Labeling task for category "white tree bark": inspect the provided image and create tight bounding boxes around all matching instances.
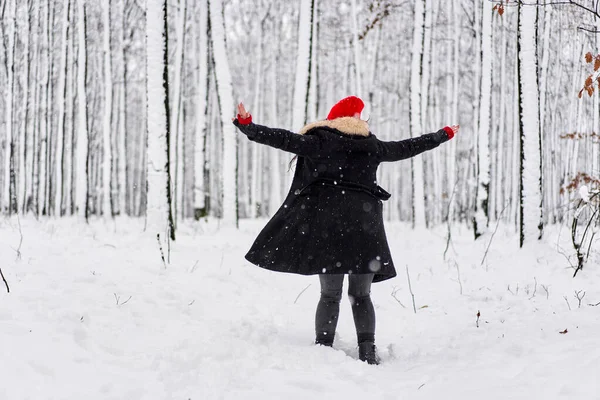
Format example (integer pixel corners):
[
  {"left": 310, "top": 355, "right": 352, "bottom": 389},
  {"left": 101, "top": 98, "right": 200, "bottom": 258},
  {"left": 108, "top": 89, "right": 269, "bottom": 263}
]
[
  {"left": 268, "top": 55, "right": 282, "bottom": 215},
  {"left": 146, "top": 0, "right": 171, "bottom": 235},
  {"left": 18, "top": 0, "right": 30, "bottom": 213},
  {"left": 172, "top": 0, "right": 186, "bottom": 222},
  {"left": 54, "top": 0, "right": 70, "bottom": 215},
  {"left": 350, "top": 0, "right": 362, "bottom": 98},
  {"left": 495, "top": 15, "right": 507, "bottom": 221},
  {"left": 292, "top": 0, "right": 313, "bottom": 129},
  {"left": 518, "top": 2, "right": 543, "bottom": 246},
  {"left": 409, "top": 0, "right": 426, "bottom": 227},
  {"left": 102, "top": 0, "right": 112, "bottom": 217},
  {"left": 307, "top": 0, "right": 319, "bottom": 122},
  {"left": 3, "top": 0, "right": 15, "bottom": 212},
  {"left": 474, "top": 0, "right": 493, "bottom": 237},
  {"left": 209, "top": 0, "right": 237, "bottom": 227},
  {"left": 194, "top": 0, "right": 208, "bottom": 213}
]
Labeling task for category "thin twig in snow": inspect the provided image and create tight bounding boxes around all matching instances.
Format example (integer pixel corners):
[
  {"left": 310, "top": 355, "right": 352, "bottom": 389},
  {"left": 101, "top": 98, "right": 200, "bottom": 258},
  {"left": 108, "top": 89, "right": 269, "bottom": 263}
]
[
  {"left": 529, "top": 277, "right": 538, "bottom": 300},
  {"left": 189, "top": 260, "right": 199, "bottom": 273},
  {"left": 574, "top": 290, "right": 586, "bottom": 308},
  {"left": 588, "top": 301, "right": 600, "bottom": 306},
  {"left": 556, "top": 224, "right": 577, "bottom": 269},
  {"left": 443, "top": 181, "right": 459, "bottom": 261},
  {"left": 564, "top": 296, "right": 572, "bottom": 311},
  {"left": 541, "top": 284, "right": 550, "bottom": 300},
  {"left": 391, "top": 287, "right": 407, "bottom": 308},
  {"left": 406, "top": 265, "right": 416, "bottom": 314},
  {"left": 454, "top": 261, "right": 463, "bottom": 295},
  {"left": 114, "top": 293, "right": 132, "bottom": 306},
  {"left": 481, "top": 203, "right": 509, "bottom": 267},
  {"left": 294, "top": 284, "right": 311, "bottom": 304}
]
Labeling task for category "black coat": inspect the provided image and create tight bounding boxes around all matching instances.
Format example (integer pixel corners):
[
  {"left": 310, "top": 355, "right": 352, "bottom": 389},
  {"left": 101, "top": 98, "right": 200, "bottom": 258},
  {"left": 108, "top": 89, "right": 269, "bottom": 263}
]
[{"left": 233, "top": 117, "right": 449, "bottom": 283}]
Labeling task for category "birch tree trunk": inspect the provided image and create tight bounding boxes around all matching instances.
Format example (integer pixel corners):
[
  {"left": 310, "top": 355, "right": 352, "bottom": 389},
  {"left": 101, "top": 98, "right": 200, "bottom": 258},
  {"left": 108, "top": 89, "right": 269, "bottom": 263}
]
[
  {"left": 409, "top": 0, "right": 426, "bottom": 227},
  {"left": 209, "top": 0, "right": 237, "bottom": 227},
  {"left": 76, "top": 0, "right": 88, "bottom": 218},
  {"left": 3, "top": 0, "right": 15, "bottom": 213},
  {"left": 350, "top": 0, "right": 362, "bottom": 98},
  {"left": 146, "top": 0, "right": 175, "bottom": 240},
  {"left": 474, "top": 0, "right": 492, "bottom": 238},
  {"left": 54, "top": 0, "right": 70, "bottom": 215},
  {"left": 494, "top": 15, "right": 507, "bottom": 221},
  {"left": 102, "top": 0, "right": 113, "bottom": 217},
  {"left": 65, "top": 4, "right": 75, "bottom": 214},
  {"left": 172, "top": 0, "right": 187, "bottom": 223},
  {"left": 306, "top": 0, "right": 319, "bottom": 122},
  {"left": 194, "top": 0, "right": 208, "bottom": 217},
  {"left": 18, "top": 0, "right": 30, "bottom": 213},
  {"left": 292, "top": 0, "right": 314, "bottom": 130},
  {"left": 518, "top": 1, "right": 543, "bottom": 246},
  {"left": 268, "top": 49, "right": 282, "bottom": 215}
]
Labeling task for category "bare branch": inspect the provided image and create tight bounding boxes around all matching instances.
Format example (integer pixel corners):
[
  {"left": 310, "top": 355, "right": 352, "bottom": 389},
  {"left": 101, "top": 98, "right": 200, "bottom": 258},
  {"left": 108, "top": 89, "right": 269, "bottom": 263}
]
[
  {"left": 574, "top": 290, "right": 586, "bottom": 308},
  {"left": 541, "top": 284, "right": 550, "bottom": 299},
  {"left": 481, "top": 203, "right": 509, "bottom": 267},
  {"left": 406, "top": 265, "right": 416, "bottom": 314},
  {"left": 294, "top": 284, "right": 311, "bottom": 304},
  {"left": 529, "top": 277, "right": 538, "bottom": 300},
  {"left": 391, "top": 287, "right": 406, "bottom": 308}
]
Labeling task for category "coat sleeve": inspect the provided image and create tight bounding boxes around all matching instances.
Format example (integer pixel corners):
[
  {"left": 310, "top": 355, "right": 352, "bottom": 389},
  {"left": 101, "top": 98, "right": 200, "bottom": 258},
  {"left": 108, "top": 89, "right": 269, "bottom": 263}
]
[
  {"left": 376, "top": 129, "right": 449, "bottom": 162},
  {"left": 233, "top": 120, "right": 322, "bottom": 156}
]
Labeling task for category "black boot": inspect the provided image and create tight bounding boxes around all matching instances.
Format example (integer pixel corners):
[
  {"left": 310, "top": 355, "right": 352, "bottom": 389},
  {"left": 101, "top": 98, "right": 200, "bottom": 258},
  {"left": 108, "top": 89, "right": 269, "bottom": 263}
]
[
  {"left": 358, "top": 341, "right": 380, "bottom": 365},
  {"left": 315, "top": 336, "right": 334, "bottom": 347}
]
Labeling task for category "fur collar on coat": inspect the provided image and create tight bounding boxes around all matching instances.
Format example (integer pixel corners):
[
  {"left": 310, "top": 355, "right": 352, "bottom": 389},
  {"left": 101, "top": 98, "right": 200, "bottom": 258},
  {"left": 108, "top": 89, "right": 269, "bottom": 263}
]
[{"left": 298, "top": 117, "right": 370, "bottom": 137}]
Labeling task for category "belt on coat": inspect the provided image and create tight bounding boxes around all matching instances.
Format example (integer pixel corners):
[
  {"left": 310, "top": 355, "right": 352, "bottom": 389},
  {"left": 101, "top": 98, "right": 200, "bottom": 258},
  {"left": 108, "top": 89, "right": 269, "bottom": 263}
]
[{"left": 297, "top": 178, "right": 391, "bottom": 201}]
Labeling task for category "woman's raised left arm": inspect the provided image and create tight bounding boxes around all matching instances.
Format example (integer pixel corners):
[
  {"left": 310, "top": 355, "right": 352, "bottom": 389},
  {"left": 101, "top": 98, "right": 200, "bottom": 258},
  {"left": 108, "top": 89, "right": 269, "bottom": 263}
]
[{"left": 377, "top": 125, "right": 459, "bottom": 162}]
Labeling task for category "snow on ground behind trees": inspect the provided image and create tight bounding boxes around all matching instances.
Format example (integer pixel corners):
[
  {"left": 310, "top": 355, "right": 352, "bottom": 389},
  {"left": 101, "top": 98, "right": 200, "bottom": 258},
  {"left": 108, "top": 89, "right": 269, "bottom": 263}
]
[{"left": 0, "top": 218, "right": 598, "bottom": 399}]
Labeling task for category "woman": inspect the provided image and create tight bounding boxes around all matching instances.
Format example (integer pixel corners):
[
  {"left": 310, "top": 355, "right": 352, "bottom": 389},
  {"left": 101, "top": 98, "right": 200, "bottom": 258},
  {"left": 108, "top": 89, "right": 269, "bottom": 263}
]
[{"left": 233, "top": 96, "right": 458, "bottom": 365}]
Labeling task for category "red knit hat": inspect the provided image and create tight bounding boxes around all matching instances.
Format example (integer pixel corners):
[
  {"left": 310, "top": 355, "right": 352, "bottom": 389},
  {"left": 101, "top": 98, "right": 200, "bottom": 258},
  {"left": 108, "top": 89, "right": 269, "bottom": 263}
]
[{"left": 327, "top": 96, "right": 364, "bottom": 120}]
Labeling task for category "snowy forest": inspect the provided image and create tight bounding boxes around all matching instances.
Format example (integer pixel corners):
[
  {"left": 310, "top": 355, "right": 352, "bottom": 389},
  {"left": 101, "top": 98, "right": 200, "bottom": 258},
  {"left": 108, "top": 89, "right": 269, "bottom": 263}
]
[
  {"left": 2, "top": 0, "right": 600, "bottom": 243},
  {"left": 3, "top": 1, "right": 600, "bottom": 397}
]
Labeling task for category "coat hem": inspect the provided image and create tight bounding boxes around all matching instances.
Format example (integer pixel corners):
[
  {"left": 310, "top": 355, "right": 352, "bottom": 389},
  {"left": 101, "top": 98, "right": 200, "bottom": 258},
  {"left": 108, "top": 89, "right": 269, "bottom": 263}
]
[{"left": 245, "top": 254, "right": 396, "bottom": 283}]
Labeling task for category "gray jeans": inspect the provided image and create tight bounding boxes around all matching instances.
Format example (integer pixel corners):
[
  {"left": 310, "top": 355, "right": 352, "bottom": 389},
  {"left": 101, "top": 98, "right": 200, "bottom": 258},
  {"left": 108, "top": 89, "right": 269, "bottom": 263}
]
[{"left": 315, "top": 273, "right": 375, "bottom": 345}]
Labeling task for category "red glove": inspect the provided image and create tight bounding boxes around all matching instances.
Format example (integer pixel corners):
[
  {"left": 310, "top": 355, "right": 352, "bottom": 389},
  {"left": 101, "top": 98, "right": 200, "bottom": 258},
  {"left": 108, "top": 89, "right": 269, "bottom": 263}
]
[
  {"left": 237, "top": 114, "right": 252, "bottom": 125},
  {"left": 443, "top": 126, "right": 455, "bottom": 140}
]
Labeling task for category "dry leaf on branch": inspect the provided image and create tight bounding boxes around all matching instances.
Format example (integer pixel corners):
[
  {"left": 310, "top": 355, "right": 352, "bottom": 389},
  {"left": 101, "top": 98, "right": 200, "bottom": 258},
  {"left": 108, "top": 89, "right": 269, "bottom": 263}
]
[
  {"left": 586, "top": 52, "right": 593, "bottom": 63},
  {"left": 492, "top": 4, "right": 505, "bottom": 16}
]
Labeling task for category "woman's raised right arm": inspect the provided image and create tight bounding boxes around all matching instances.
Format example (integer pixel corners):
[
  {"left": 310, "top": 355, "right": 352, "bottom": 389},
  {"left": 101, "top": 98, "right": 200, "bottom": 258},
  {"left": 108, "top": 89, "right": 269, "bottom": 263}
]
[{"left": 232, "top": 102, "right": 322, "bottom": 156}]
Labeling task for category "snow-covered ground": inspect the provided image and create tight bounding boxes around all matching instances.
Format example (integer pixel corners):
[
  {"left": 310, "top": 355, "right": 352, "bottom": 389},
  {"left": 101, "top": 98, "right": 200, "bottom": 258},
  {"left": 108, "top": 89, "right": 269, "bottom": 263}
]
[{"left": 0, "top": 217, "right": 599, "bottom": 399}]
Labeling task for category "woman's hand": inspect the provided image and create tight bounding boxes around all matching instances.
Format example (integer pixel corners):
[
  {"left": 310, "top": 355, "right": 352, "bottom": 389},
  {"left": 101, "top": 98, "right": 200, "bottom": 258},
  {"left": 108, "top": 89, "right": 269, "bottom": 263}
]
[
  {"left": 443, "top": 124, "right": 459, "bottom": 140},
  {"left": 232, "top": 102, "right": 253, "bottom": 125},
  {"left": 449, "top": 124, "right": 459, "bottom": 136},
  {"left": 238, "top": 102, "right": 250, "bottom": 119}
]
